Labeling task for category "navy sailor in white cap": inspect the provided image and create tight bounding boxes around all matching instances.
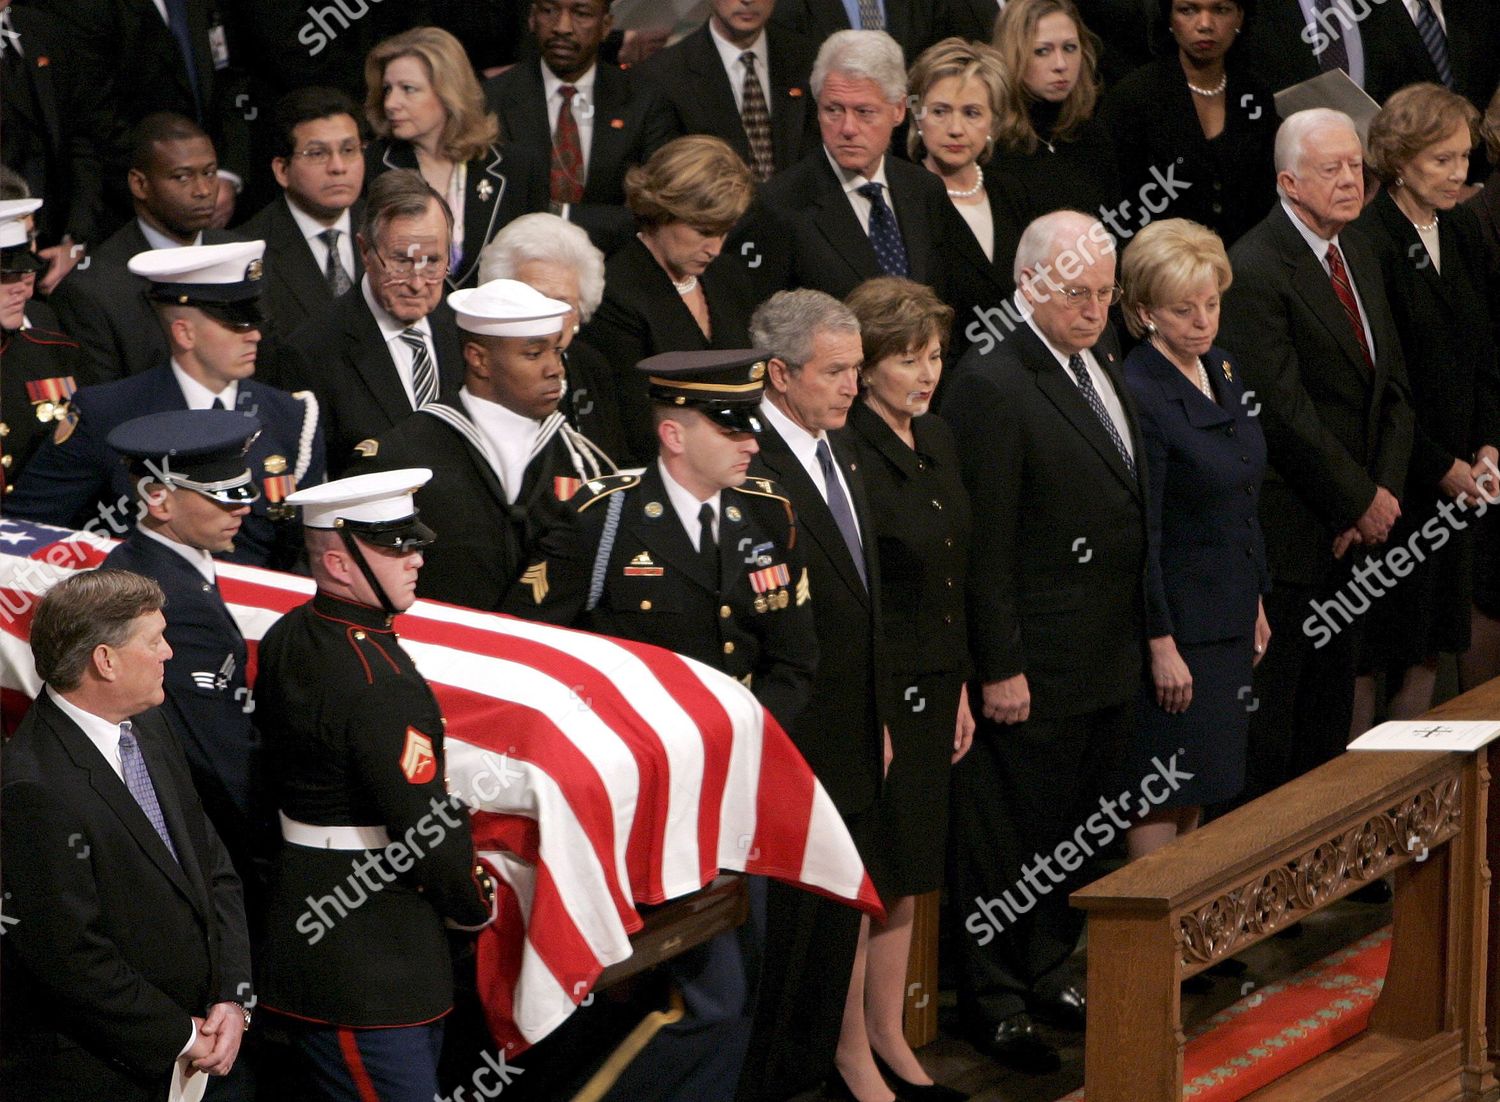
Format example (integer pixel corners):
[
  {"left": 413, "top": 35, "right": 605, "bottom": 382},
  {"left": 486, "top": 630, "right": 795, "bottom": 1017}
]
[
  {"left": 344, "top": 277, "right": 616, "bottom": 611},
  {"left": 254, "top": 469, "right": 496, "bottom": 1102},
  {"left": 6, "top": 239, "right": 327, "bottom": 570}
]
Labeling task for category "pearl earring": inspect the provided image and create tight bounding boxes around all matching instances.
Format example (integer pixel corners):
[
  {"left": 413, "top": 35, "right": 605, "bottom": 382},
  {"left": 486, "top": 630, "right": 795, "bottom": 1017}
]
[
  {"left": 1146, "top": 321, "right": 1157, "bottom": 334},
  {"left": 1395, "top": 176, "right": 1405, "bottom": 188}
]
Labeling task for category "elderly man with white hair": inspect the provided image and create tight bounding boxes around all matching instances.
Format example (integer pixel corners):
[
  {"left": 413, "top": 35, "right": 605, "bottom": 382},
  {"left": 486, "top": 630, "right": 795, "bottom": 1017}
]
[
  {"left": 1219, "top": 108, "right": 1413, "bottom": 802},
  {"left": 942, "top": 208, "right": 1147, "bottom": 1075},
  {"left": 730, "top": 28, "right": 961, "bottom": 304}
]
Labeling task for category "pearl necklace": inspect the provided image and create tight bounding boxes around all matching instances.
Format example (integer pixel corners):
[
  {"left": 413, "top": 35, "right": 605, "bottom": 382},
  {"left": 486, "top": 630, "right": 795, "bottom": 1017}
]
[
  {"left": 1410, "top": 212, "right": 1438, "bottom": 232},
  {"left": 946, "top": 164, "right": 984, "bottom": 199},
  {"left": 672, "top": 274, "right": 699, "bottom": 295},
  {"left": 1193, "top": 358, "right": 1214, "bottom": 400},
  {"left": 1186, "top": 74, "right": 1227, "bottom": 97}
]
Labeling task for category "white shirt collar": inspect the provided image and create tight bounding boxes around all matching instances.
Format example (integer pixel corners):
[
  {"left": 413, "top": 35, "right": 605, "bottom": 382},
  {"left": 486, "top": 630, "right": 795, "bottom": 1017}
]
[
  {"left": 285, "top": 195, "right": 353, "bottom": 245},
  {"left": 825, "top": 146, "right": 889, "bottom": 196},
  {"left": 658, "top": 458, "right": 721, "bottom": 550},
  {"left": 541, "top": 60, "right": 597, "bottom": 101},
  {"left": 360, "top": 273, "right": 432, "bottom": 344},
  {"left": 708, "top": 19, "right": 769, "bottom": 77},
  {"left": 137, "top": 218, "right": 202, "bottom": 252},
  {"left": 1015, "top": 291, "right": 1081, "bottom": 372},
  {"left": 137, "top": 522, "right": 218, "bottom": 584},
  {"left": 171, "top": 359, "right": 238, "bottom": 411},
  {"left": 1281, "top": 199, "right": 1345, "bottom": 257},
  {"left": 460, "top": 386, "right": 543, "bottom": 502},
  {"left": 47, "top": 686, "right": 127, "bottom": 782},
  {"left": 760, "top": 392, "right": 824, "bottom": 456}
]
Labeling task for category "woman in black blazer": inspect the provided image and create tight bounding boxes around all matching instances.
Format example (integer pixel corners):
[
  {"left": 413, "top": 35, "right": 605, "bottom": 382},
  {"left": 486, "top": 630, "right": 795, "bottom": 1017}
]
[
  {"left": 1353, "top": 85, "right": 1500, "bottom": 723},
  {"left": 578, "top": 136, "right": 756, "bottom": 465},
  {"left": 840, "top": 277, "right": 972, "bottom": 1102},
  {"left": 988, "top": 0, "right": 1120, "bottom": 222},
  {"left": 364, "top": 26, "right": 548, "bottom": 290},
  {"left": 1100, "top": 0, "right": 1277, "bottom": 247},
  {"left": 1119, "top": 219, "right": 1270, "bottom": 859}
]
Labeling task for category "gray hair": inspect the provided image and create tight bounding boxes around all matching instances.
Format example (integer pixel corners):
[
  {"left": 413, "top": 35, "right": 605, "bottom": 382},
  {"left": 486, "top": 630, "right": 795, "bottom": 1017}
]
[
  {"left": 810, "top": 30, "right": 907, "bottom": 104},
  {"left": 478, "top": 212, "right": 607, "bottom": 322},
  {"left": 1274, "top": 108, "right": 1359, "bottom": 180},
  {"left": 1012, "top": 209, "right": 1114, "bottom": 285},
  {"left": 749, "top": 289, "right": 861, "bottom": 369}
]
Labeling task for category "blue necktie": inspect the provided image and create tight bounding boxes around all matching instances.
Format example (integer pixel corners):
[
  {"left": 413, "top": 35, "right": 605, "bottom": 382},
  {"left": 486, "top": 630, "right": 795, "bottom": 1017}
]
[
  {"left": 119, "top": 723, "right": 180, "bottom": 863},
  {"left": 815, "top": 438, "right": 866, "bottom": 588},
  {"left": 1411, "top": 0, "right": 1453, "bottom": 87},
  {"left": 857, "top": 182, "right": 909, "bottom": 278},
  {"left": 163, "top": 0, "right": 203, "bottom": 119},
  {"left": 1068, "top": 354, "right": 1135, "bottom": 477}
]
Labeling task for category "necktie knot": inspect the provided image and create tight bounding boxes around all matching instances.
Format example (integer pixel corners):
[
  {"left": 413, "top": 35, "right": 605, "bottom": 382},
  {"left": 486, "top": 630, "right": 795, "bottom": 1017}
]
[
  {"left": 857, "top": 182, "right": 884, "bottom": 203},
  {"left": 559, "top": 84, "right": 578, "bottom": 103},
  {"left": 698, "top": 502, "right": 716, "bottom": 540},
  {"left": 119, "top": 722, "right": 135, "bottom": 750},
  {"left": 400, "top": 328, "right": 440, "bottom": 406},
  {"left": 740, "top": 51, "right": 757, "bottom": 69},
  {"left": 320, "top": 227, "right": 340, "bottom": 247},
  {"left": 319, "top": 228, "right": 353, "bottom": 296},
  {"left": 1068, "top": 352, "right": 1088, "bottom": 383}
]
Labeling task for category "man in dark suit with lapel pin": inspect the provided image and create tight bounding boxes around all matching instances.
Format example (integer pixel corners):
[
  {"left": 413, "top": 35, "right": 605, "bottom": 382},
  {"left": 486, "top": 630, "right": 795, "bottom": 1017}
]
[
  {"left": 735, "top": 289, "right": 892, "bottom": 1102},
  {"left": 943, "top": 210, "right": 1147, "bottom": 1074},
  {"left": 1219, "top": 108, "right": 1414, "bottom": 797},
  {"left": 635, "top": 0, "right": 821, "bottom": 183},
  {"left": 1, "top": 568, "right": 253, "bottom": 1101},
  {"left": 285, "top": 169, "right": 464, "bottom": 474},
  {"left": 7, "top": 239, "right": 326, "bottom": 571},
  {"left": 733, "top": 30, "right": 962, "bottom": 308},
  {"left": 482, "top": 0, "right": 679, "bottom": 256},
  {"left": 348, "top": 278, "right": 616, "bottom": 611},
  {"left": 49, "top": 113, "right": 239, "bottom": 385},
  {"left": 770, "top": 0, "right": 935, "bottom": 65},
  {"left": 240, "top": 87, "right": 366, "bottom": 373}
]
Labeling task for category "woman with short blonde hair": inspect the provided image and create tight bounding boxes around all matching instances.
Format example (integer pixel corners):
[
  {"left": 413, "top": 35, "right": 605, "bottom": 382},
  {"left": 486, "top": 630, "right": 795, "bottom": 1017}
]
[
  {"left": 365, "top": 26, "right": 547, "bottom": 288},
  {"left": 1120, "top": 218, "right": 1232, "bottom": 339}
]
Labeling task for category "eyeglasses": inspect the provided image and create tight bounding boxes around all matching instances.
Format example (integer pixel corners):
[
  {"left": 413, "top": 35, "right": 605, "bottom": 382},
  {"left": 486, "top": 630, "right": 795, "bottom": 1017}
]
[
  {"left": 291, "top": 141, "right": 366, "bottom": 165},
  {"left": 371, "top": 250, "right": 449, "bottom": 284},
  {"left": 1051, "top": 283, "right": 1122, "bottom": 307}
]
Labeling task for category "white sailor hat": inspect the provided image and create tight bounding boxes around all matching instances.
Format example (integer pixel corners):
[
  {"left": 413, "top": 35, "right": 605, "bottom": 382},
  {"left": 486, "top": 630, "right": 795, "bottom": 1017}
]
[
  {"left": 448, "top": 278, "right": 571, "bottom": 338},
  {"left": 128, "top": 240, "right": 267, "bottom": 325},
  {"left": 0, "top": 199, "right": 43, "bottom": 272},
  {"left": 286, "top": 468, "right": 435, "bottom": 549}
]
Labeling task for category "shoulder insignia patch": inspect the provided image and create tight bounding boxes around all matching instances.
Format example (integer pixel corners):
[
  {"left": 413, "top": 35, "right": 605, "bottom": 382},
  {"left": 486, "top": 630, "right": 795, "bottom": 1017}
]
[
  {"left": 52, "top": 409, "right": 79, "bottom": 445},
  {"left": 400, "top": 727, "right": 437, "bottom": 784},
  {"left": 521, "top": 561, "right": 549, "bottom": 604},
  {"left": 795, "top": 567, "right": 811, "bottom": 607},
  {"left": 353, "top": 438, "right": 379, "bottom": 458}
]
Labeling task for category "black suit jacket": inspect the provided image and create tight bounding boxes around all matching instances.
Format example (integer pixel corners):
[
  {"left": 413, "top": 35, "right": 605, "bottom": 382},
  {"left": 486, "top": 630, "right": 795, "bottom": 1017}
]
[
  {"left": 578, "top": 235, "right": 758, "bottom": 464},
  {"left": 769, "top": 0, "right": 935, "bottom": 62},
  {"left": 748, "top": 420, "right": 888, "bottom": 815},
  {"left": 240, "top": 194, "right": 366, "bottom": 343},
  {"left": 285, "top": 285, "right": 464, "bottom": 473},
  {"left": 368, "top": 139, "right": 549, "bottom": 289},
  {"left": 1219, "top": 204, "right": 1414, "bottom": 587},
  {"left": 634, "top": 23, "right": 820, "bottom": 178},
  {"left": 944, "top": 170, "right": 1029, "bottom": 362},
  {"left": 943, "top": 320, "right": 1147, "bottom": 719},
  {"left": 735, "top": 149, "right": 962, "bottom": 305},
  {"left": 1, "top": 695, "right": 251, "bottom": 1102},
  {"left": 1, "top": 6, "right": 110, "bottom": 246},
  {"left": 482, "top": 60, "right": 679, "bottom": 255}
]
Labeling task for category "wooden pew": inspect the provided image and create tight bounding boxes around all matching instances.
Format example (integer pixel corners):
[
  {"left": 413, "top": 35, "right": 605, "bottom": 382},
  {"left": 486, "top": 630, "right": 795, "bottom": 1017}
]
[{"left": 1072, "top": 679, "right": 1500, "bottom": 1102}]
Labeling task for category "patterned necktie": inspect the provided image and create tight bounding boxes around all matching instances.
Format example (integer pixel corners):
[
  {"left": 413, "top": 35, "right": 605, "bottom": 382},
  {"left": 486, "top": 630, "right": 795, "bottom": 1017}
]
[
  {"left": 319, "top": 228, "right": 354, "bottom": 297},
  {"left": 163, "top": 0, "right": 203, "bottom": 118},
  {"left": 815, "top": 438, "right": 867, "bottom": 588},
  {"left": 1068, "top": 353, "right": 1136, "bottom": 476},
  {"left": 856, "top": 182, "right": 909, "bottom": 277},
  {"left": 1411, "top": 0, "right": 1453, "bottom": 87},
  {"left": 400, "top": 328, "right": 440, "bottom": 407},
  {"left": 1325, "top": 243, "right": 1374, "bottom": 372},
  {"left": 118, "top": 723, "right": 180, "bottom": 863},
  {"left": 739, "top": 52, "right": 775, "bottom": 183},
  {"left": 856, "top": 0, "right": 884, "bottom": 31},
  {"left": 550, "top": 84, "right": 585, "bottom": 205},
  {"left": 698, "top": 502, "right": 719, "bottom": 580},
  {"left": 1310, "top": 0, "right": 1351, "bottom": 75}
]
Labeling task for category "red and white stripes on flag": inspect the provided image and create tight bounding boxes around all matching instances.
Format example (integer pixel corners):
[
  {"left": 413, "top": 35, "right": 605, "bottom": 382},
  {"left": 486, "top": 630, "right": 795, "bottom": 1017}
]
[{"left": 0, "top": 520, "right": 883, "bottom": 1053}]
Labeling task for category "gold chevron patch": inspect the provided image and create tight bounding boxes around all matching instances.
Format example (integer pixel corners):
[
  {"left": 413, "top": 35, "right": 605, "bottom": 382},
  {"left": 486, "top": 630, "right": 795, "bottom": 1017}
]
[
  {"left": 521, "top": 561, "right": 548, "bottom": 604},
  {"left": 795, "top": 567, "right": 811, "bottom": 606}
]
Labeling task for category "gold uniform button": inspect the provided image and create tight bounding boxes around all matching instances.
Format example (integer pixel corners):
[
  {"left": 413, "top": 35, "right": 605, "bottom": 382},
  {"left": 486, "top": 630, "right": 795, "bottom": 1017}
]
[
  {"left": 353, "top": 630, "right": 366, "bottom": 640},
  {"left": 723, "top": 641, "right": 735, "bottom": 655},
  {"left": 720, "top": 605, "right": 732, "bottom": 619},
  {"left": 640, "top": 600, "right": 653, "bottom": 611}
]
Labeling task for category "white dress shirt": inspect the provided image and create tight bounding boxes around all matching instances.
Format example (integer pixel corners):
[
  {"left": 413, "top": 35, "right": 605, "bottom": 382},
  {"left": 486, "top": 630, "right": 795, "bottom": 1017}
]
[
  {"left": 659, "top": 459, "right": 721, "bottom": 550},
  {"left": 138, "top": 523, "right": 218, "bottom": 585},
  {"left": 172, "top": 360, "right": 238, "bottom": 411},
  {"left": 824, "top": 149, "right": 900, "bottom": 238},
  {"left": 361, "top": 274, "right": 433, "bottom": 410},
  {"left": 285, "top": 197, "right": 356, "bottom": 282},
  {"left": 541, "top": 62, "right": 597, "bottom": 180},
  {"left": 759, "top": 395, "right": 862, "bottom": 542},
  {"left": 708, "top": 20, "right": 771, "bottom": 115},
  {"left": 1017, "top": 292, "right": 1134, "bottom": 464},
  {"left": 1281, "top": 200, "right": 1377, "bottom": 362},
  {"left": 139, "top": 219, "right": 204, "bottom": 251},
  {"left": 460, "top": 387, "right": 541, "bottom": 503}
]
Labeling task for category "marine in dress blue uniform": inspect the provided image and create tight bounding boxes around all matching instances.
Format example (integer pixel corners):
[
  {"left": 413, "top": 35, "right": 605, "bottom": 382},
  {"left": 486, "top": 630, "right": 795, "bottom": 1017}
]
[
  {"left": 254, "top": 470, "right": 497, "bottom": 1102},
  {"left": 5, "top": 239, "right": 325, "bottom": 570}
]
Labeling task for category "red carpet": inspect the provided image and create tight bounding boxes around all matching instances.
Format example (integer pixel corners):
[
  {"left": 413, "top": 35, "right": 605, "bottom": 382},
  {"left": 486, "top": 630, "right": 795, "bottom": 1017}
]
[{"left": 1057, "top": 927, "right": 1391, "bottom": 1102}]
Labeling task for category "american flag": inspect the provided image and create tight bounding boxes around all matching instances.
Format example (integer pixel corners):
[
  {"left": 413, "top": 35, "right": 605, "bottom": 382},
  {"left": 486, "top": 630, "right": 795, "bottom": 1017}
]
[{"left": 0, "top": 519, "right": 883, "bottom": 1052}]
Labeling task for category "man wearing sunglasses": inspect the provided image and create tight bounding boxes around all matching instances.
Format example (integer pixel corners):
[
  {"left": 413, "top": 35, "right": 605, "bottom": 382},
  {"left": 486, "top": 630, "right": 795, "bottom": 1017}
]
[
  {"left": 285, "top": 169, "right": 464, "bottom": 475},
  {"left": 6, "top": 239, "right": 327, "bottom": 571}
]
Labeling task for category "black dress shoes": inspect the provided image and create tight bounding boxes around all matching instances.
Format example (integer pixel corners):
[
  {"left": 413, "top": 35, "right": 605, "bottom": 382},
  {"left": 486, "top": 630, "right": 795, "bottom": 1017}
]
[
  {"left": 871, "top": 1051, "right": 970, "bottom": 1101},
  {"left": 978, "top": 1013, "right": 1061, "bottom": 1075},
  {"left": 1028, "top": 982, "right": 1087, "bottom": 1032}
]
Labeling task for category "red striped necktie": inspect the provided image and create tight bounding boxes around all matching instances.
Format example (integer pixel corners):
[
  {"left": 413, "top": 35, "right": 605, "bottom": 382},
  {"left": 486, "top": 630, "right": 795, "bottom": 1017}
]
[{"left": 1326, "top": 242, "right": 1374, "bottom": 373}]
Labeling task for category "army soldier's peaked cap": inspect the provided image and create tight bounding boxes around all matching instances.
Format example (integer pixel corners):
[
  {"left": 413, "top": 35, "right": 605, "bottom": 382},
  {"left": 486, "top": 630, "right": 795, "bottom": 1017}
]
[{"left": 640, "top": 349, "right": 771, "bottom": 434}]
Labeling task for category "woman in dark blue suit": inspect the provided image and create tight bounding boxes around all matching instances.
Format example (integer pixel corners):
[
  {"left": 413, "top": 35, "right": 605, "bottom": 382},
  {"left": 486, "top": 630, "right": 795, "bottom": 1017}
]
[{"left": 1119, "top": 218, "right": 1271, "bottom": 859}]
